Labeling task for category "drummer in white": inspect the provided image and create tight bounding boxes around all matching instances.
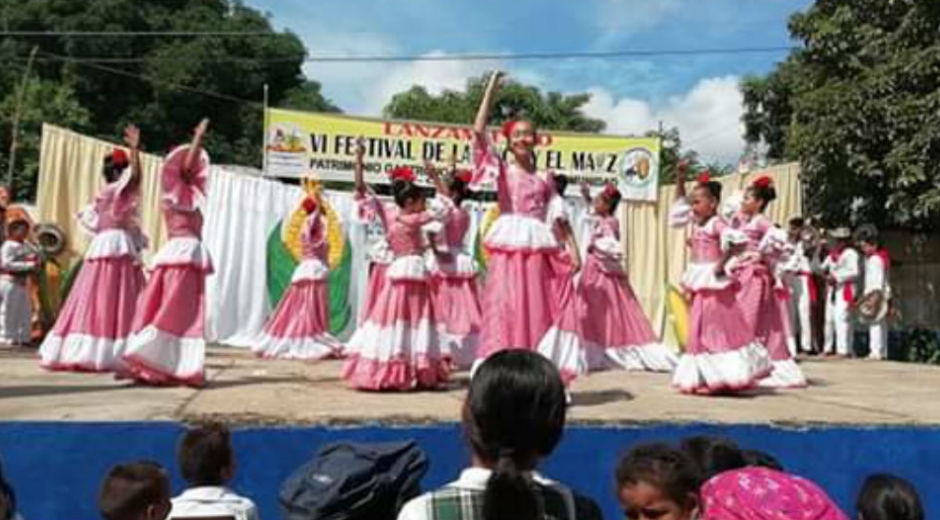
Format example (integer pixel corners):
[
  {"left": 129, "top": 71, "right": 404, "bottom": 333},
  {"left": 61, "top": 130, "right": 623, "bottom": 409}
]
[{"left": 854, "top": 225, "right": 891, "bottom": 360}]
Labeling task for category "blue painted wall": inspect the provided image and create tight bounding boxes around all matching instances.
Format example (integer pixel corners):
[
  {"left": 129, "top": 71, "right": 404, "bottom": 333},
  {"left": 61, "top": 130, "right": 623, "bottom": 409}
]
[{"left": 1, "top": 422, "right": 939, "bottom": 520}]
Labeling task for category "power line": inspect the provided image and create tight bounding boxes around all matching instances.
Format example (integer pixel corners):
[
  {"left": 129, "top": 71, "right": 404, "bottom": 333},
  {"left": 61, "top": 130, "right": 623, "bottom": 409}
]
[
  {"left": 38, "top": 52, "right": 260, "bottom": 107},
  {"left": 10, "top": 45, "right": 798, "bottom": 65}
]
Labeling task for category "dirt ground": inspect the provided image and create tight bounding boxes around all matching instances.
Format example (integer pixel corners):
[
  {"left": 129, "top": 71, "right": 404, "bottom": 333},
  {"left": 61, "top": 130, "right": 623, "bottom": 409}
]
[{"left": 2, "top": 346, "right": 939, "bottom": 425}]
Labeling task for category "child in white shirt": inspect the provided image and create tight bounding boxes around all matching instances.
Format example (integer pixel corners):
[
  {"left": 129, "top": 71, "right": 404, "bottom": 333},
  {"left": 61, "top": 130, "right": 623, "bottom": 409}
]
[
  {"left": 855, "top": 225, "right": 891, "bottom": 360},
  {"left": 170, "top": 423, "right": 260, "bottom": 520},
  {"left": 0, "top": 220, "right": 37, "bottom": 345}
]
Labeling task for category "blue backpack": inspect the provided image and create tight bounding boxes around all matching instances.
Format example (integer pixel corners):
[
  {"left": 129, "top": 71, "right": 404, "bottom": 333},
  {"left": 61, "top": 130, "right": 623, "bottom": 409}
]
[{"left": 279, "top": 440, "right": 429, "bottom": 520}]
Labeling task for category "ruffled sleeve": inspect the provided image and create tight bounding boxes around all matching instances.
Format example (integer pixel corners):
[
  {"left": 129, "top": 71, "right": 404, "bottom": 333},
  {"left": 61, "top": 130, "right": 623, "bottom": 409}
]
[
  {"left": 546, "top": 195, "right": 571, "bottom": 226},
  {"left": 758, "top": 226, "right": 789, "bottom": 258},
  {"left": 161, "top": 145, "right": 210, "bottom": 212},
  {"left": 111, "top": 167, "right": 142, "bottom": 223},
  {"left": 715, "top": 218, "right": 748, "bottom": 252},
  {"left": 470, "top": 131, "right": 505, "bottom": 189},
  {"left": 669, "top": 199, "right": 693, "bottom": 228}
]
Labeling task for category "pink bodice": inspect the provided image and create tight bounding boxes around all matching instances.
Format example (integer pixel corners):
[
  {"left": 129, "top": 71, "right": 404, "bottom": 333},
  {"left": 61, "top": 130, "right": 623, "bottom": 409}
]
[
  {"left": 690, "top": 217, "right": 726, "bottom": 263},
  {"left": 163, "top": 203, "right": 203, "bottom": 239},
  {"left": 387, "top": 212, "right": 433, "bottom": 257},
  {"left": 94, "top": 179, "right": 140, "bottom": 231},
  {"left": 442, "top": 207, "right": 471, "bottom": 249},
  {"left": 731, "top": 212, "right": 771, "bottom": 253},
  {"left": 590, "top": 214, "right": 620, "bottom": 247},
  {"left": 472, "top": 132, "right": 554, "bottom": 219},
  {"left": 301, "top": 212, "right": 328, "bottom": 261}
]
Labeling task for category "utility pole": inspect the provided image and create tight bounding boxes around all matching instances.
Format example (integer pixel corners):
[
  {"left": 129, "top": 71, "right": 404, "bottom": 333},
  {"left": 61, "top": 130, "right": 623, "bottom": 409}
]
[{"left": 6, "top": 45, "right": 39, "bottom": 198}]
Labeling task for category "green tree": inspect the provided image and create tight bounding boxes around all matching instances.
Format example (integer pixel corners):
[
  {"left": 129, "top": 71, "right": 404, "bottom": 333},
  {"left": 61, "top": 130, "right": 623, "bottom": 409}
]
[
  {"left": 0, "top": 78, "right": 91, "bottom": 200},
  {"left": 0, "top": 0, "right": 338, "bottom": 201},
  {"left": 383, "top": 75, "right": 605, "bottom": 133},
  {"left": 740, "top": 0, "right": 940, "bottom": 229}
]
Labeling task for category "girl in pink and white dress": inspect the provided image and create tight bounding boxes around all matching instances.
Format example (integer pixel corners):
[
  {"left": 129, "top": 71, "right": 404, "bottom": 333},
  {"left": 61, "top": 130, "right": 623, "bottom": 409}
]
[
  {"left": 253, "top": 196, "right": 343, "bottom": 360},
  {"left": 40, "top": 125, "right": 147, "bottom": 373},
  {"left": 579, "top": 182, "right": 676, "bottom": 372},
  {"left": 670, "top": 165, "right": 771, "bottom": 394},
  {"left": 729, "top": 176, "right": 806, "bottom": 388},
  {"left": 342, "top": 147, "right": 451, "bottom": 390},
  {"left": 426, "top": 164, "right": 481, "bottom": 369},
  {"left": 471, "top": 72, "right": 566, "bottom": 359},
  {"left": 122, "top": 119, "right": 214, "bottom": 387}
]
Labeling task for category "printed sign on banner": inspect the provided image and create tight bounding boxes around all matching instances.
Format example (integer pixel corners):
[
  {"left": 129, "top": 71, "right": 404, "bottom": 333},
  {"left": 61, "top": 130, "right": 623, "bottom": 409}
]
[{"left": 264, "top": 108, "right": 661, "bottom": 201}]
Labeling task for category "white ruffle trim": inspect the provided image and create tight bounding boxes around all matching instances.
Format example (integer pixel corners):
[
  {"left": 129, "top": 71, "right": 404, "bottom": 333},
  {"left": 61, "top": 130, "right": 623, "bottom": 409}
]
[
  {"left": 758, "top": 358, "right": 808, "bottom": 388},
  {"left": 483, "top": 214, "right": 559, "bottom": 251},
  {"left": 426, "top": 250, "right": 478, "bottom": 277},
  {"left": 439, "top": 331, "right": 479, "bottom": 370},
  {"left": 386, "top": 255, "right": 430, "bottom": 281},
  {"left": 291, "top": 258, "right": 329, "bottom": 283},
  {"left": 535, "top": 327, "right": 588, "bottom": 379},
  {"left": 252, "top": 332, "right": 343, "bottom": 360},
  {"left": 346, "top": 318, "right": 447, "bottom": 361},
  {"left": 592, "top": 341, "right": 679, "bottom": 372},
  {"left": 151, "top": 237, "right": 214, "bottom": 272},
  {"left": 672, "top": 341, "right": 772, "bottom": 393},
  {"left": 681, "top": 262, "right": 735, "bottom": 291},
  {"left": 40, "top": 333, "right": 129, "bottom": 372},
  {"left": 123, "top": 325, "right": 205, "bottom": 379},
  {"left": 84, "top": 229, "right": 142, "bottom": 261}
]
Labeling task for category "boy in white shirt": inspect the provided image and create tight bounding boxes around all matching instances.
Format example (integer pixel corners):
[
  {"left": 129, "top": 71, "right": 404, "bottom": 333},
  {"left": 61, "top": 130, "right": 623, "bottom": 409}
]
[
  {"left": 855, "top": 225, "right": 891, "bottom": 360},
  {"left": 0, "top": 219, "right": 38, "bottom": 346},
  {"left": 170, "top": 423, "right": 260, "bottom": 520},
  {"left": 819, "top": 227, "right": 860, "bottom": 357},
  {"left": 778, "top": 217, "right": 815, "bottom": 355}
]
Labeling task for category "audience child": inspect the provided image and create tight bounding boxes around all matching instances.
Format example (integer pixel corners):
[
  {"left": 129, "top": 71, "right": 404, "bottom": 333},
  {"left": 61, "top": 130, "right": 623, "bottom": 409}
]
[
  {"left": 398, "top": 350, "right": 601, "bottom": 520},
  {"left": 856, "top": 474, "right": 924, "bottom": 520},
  {"left": 171, "top": 423, "right": 260, "bottom": 520},
  {"left": 99, "top": 462, "right": 172, "bottom": 520},
  {"left": 615, "top": 443, "right": 702, "bottom": 520}
]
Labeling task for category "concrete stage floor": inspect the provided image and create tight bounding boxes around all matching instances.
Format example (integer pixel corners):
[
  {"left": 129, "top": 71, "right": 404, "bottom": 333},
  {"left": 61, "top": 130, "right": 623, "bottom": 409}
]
[{"left": 2, "top": 346, "right": 939, "bottom": 425}]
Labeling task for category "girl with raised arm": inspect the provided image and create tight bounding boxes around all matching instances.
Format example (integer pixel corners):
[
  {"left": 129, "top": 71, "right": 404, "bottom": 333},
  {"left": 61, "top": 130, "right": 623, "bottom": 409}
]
[
  {"left": 470, "top": 72, "right": 566, "bottom": 362},
  {"left": 122, "top": 119, "right": 214, "bottom": 387},
  {"left": 342, "top": 154, "right": 451, "bottom": 390},
  {"left": 669, "top": 163, "right": 771, "bottom": 394},
  {"left": 253, "top": 194, "right": 343, "bottom": 360},
  {"left": 41, "top": 125, "right": 148, "bottom": 373},
  {"left": 425, "top": 159, "right": 482, "bottom": 369}
]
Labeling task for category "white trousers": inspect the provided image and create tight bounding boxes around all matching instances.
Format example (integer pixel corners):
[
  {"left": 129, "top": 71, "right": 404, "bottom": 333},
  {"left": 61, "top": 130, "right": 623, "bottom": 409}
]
[
  {"left": 868, "top": 320, "right": 888, "bottom": 360},
  {"left": 786, "top": 275, "right": 813, "bottom": 353},
  {"left": 0, "top": 278, "right": 32, "bottom": 344},
  {"left": 824, "top": 288, "right": 853, "bottom": 356}
]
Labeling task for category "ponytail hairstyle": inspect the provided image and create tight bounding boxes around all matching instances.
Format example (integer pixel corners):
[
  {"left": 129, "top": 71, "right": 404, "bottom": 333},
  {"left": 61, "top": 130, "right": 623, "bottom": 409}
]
[
  {"left": 102, "top": 148, "right": 129, "bottom": 184},
  {"left": 449, "top": 169, "right": 473, "bottom": 204},
  {"left": 602, "top": 182, "right": 623, "bottom": 214},
  {"left": 857, "top": 474, "right": 924, "bottom": 520},
  {"left": 695, "top": 171, "right": 722, "bottom": 202},
  {"left": 389, "top": 166, "right": 423, "bottom": 208},
  {"left": 747, "top": 176, "right": 777, "bottom": 212},
  {"left": 464, "top": 350, "right": 567, "bottom": 520}
]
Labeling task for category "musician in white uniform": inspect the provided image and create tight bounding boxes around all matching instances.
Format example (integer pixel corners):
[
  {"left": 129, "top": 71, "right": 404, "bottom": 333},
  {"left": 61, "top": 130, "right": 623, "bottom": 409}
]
[
  {"left": 819, "top": 227, "right": 860, "bottom": 357},
  {"left": 0, "top": 219, "right": 38, "bottom": 345},
  {"left": 855, "top": 225, "right": 891, "bottom": 360}
]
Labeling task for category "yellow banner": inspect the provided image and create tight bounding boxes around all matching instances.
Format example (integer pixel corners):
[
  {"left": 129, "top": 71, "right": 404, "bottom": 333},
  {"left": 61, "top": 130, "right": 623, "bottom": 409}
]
[{"left": 264, "top": 108, "right": 661, "bottom": 201}]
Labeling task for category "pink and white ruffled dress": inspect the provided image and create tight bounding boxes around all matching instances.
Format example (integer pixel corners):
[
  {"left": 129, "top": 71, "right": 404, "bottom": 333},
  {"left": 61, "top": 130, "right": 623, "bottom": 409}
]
[
  {"left": 342, "top": 193, "right": 450, "bottom": 391},
  {"left": 579, "top": 214, "right": 676, "bottom": 372},
  {"left": 359, "top": 211, "right": 394, "bottom": 327},
  {"left": 40, "top": 169, "right": 147, "bottom": 373},
  {"left": 426, "top": 197, "right": 481, "bottom": 369},
  {"left": 122, "top": 146, "right": 214, "bottom": 387},
  {"left": 470, "top": 131, "right": 565, "bottom": 358},
  {"left": 669, "top": 200, "right": 771, "bottom": 394},
  {"left": 253, "top": 209, "right": 343, "bottom": 360},
  {"left": 730, "top": 213, "right": 806, "bottom": 388}
]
